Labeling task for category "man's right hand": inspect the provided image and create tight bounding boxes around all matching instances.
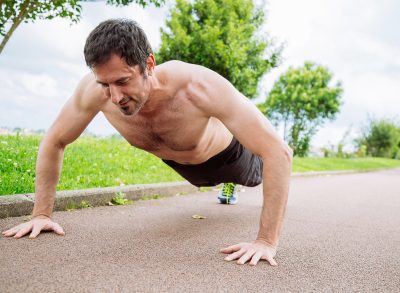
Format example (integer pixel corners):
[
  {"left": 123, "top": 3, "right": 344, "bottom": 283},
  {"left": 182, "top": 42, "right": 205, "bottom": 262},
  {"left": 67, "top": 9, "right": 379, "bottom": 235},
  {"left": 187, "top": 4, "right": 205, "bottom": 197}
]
[{"left": 1, "top": 215, "right": 65, "bottom": 239}]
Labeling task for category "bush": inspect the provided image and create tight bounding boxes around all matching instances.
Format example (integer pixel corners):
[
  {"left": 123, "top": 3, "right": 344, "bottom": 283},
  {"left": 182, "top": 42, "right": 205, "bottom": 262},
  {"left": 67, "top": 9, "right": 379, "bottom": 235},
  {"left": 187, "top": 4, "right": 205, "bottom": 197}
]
[{"left": 356, "top": 119, "right": 400, "bottom": 159}]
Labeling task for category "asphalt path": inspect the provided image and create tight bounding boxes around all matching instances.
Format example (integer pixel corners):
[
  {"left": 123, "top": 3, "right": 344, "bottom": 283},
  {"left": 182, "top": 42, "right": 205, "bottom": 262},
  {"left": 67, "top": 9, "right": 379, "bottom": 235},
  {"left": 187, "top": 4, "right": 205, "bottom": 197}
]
[{"left": 1, "top": 169, "right": 399, "bottom": 292}]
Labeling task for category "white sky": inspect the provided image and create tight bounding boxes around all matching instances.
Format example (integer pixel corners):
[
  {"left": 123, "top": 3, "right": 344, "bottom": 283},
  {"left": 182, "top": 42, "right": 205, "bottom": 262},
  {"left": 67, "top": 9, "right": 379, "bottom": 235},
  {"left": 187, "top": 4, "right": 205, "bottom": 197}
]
[{"left": 0, "top": 0, "right": 399, "bottom": 149}]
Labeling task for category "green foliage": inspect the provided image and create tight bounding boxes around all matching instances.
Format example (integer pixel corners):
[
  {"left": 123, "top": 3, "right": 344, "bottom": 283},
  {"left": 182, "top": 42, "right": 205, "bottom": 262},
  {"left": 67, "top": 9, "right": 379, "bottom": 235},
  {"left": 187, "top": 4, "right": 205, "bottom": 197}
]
[
  {"left": 0, "top": 0, "right": 82, "bottom": 36},
  {"left": 0, "top": 0, "right": 165, "bottom": 53},
  {"left": 198, "top": 186, "right": 212, "bottom": 192},
  {"left": 356, "top": 119, "right": 400, "bottom": 159},
  {"left": 320, "top": 146, "right": 354, "bottom": 159},
  {"left": 66, "top": 201, "right": 78, "bottom": 211},
  {"left": 140, "top": 194, "right": 162, "bottom": 200},
  {"left": 176, "top": 191, "right": 188, "bottom": 196},
  {"left": 105, "top": 0, "right": 164, "bottom": 8},
  {"left": 321, "top": 128, "right": 354, "bottom": 159},
  {"left": 320, "top": 147, "right": 333, "bottom": 158},
  {"left": 66, "top": 200, "right": 91, "bottom": 211},
  {"left": 356, "top": 145, "right": 367, "bottom": 158},
  {"left": 79, "top": 200, "right": 91, "bottom": 208},
  {"left": 156, "top": 0, "right": 280, "bottom": 98},
  {"left": 259, "top": 61, "right": 343, "bottom": 156},
  {"left": 111, "top": 192, "right": 133, "bottom": 205}
]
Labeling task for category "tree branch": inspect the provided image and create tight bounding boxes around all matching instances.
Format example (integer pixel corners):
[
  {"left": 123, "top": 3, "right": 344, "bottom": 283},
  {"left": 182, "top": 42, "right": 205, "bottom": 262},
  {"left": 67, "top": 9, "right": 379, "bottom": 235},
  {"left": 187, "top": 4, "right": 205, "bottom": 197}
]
[{"left": 0, "top": 0, "right": 37, "bottom": 54}]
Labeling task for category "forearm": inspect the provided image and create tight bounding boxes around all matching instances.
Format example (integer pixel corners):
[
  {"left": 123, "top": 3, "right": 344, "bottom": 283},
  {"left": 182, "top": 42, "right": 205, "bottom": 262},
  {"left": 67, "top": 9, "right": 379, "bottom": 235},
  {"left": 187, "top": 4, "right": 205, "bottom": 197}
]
[
  {"left": 32, "top": 139, "right": 65, "bottom": 218},
  {"left": 257, "top": 150, "right": 292, "bottom": 247}
]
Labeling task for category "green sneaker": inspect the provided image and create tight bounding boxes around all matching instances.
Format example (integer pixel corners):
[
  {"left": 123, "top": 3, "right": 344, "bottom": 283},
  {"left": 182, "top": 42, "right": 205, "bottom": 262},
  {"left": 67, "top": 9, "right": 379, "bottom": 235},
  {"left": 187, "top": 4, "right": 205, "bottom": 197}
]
[{"left": 218, "top": 183, "right": 238, "bottom": 204}]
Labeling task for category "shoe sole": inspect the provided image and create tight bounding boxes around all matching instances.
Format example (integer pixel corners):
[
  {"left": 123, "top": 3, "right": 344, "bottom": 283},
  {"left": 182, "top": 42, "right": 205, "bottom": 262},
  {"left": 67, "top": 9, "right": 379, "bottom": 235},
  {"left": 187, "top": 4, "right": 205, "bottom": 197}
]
[{"left": 218, "top": 196, "right": 238, "bottom": 205}]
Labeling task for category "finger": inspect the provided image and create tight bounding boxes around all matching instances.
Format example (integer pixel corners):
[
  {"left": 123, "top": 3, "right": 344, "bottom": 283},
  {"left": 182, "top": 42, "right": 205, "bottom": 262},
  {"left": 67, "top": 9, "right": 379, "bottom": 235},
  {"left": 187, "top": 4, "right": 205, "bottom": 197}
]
[
  {"left": 2, "top": 230, "right": 18, "bottom": 237},
  {"left": 51, "top": 223, "right": 65, "bottom": 236},
  {"left": 29, "top": 225, "right": 42, "bottom": 239},
  {"left": 237, "top": 250, "right": 256, "bottom": 265},
  {"left": 224, "top": 249, "right": 246, "bottom": 261},
  {"left": 2, "top": 228, "right": 19, "bottom": 237},
  {"left": 2, "top": 226, "right": 21, "bottom": 235},
  {"left": 249, "top": 251, "right": 263, "bottom": 266},
  {"left": 13, "top": 225, "right": 33, "bottom": 239},
  {"left": 263, "top": 255, "right": 278, "bottom": 266},
  {"left": 220, "top": 244, "right": 242, "bottom": 254},
  {"left": 3, "top": 225, "right": 25, "bottom": 237},
  {"left": 2, "top": 229, "right": 10, "bottom": 234}
]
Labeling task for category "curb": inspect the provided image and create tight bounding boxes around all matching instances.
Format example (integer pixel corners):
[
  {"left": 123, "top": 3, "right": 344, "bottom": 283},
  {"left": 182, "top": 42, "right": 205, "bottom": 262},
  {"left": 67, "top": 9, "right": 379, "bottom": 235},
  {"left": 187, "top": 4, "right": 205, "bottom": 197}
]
[
  {"left": 0, "top": 169, "right": 393, "bottom": 219},
  {"left": 0, "top": 181, "right": 197, "bottom": 219}
]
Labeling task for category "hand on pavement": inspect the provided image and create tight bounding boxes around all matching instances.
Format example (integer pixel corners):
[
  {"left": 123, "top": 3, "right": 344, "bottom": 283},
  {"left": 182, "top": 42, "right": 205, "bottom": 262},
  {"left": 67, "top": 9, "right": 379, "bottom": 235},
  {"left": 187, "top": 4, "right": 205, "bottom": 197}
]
[
  {"left": 1, "top": 215, "right": 65, "bottom": 239},
  {"left": 220, "top": 240, "right": 277, "bottom": 266}
]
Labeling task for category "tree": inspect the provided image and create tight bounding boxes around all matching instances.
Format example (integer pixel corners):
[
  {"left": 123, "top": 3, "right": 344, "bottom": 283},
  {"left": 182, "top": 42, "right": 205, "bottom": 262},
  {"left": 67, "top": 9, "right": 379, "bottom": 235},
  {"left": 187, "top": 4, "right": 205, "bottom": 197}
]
[
  {"left": 259, "top": 61, "right": 343, "bottom": 157},
  {"left": 0, "top": 0, "right": 165, "bottom": 54},
  {"left": 156, "top": 0, "right": 280, "bottom": 98},
  {"left": 356, "top": 118, "right": 400, "bottom": 159}
]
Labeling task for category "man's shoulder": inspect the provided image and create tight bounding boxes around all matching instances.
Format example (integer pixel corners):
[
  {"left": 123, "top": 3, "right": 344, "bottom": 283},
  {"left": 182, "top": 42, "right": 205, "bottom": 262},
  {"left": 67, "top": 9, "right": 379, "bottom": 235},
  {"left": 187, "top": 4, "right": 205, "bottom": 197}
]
[
  {"left": 159, "top": 61, "right": 226, "bottom": 114},
  {"left": 73, "top": 72, "right": 106, "bottom": 112},
  {"left": 158, "top": 60, "right": 212, "bottom": 79}
]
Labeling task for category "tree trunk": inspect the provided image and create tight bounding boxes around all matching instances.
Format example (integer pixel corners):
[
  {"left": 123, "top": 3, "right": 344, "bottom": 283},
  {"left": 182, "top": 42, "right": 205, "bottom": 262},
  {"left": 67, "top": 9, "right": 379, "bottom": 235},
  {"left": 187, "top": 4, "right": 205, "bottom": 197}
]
[{"left": 0, "top": 0, "right": 36, "bottom": 54}]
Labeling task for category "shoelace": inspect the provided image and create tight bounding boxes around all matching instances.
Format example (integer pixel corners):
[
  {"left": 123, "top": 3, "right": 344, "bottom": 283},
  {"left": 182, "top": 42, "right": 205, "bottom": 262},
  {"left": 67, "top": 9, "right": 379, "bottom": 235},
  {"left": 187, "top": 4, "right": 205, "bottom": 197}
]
[{"left": 222, "top": 183, "right": 235, "bottom": 197}]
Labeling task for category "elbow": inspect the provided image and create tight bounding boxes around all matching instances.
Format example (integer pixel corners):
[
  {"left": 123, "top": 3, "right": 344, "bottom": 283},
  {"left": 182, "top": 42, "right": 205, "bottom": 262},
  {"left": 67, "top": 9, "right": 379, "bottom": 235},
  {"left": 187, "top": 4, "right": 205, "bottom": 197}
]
[
  {"left": 284, "top": 143, "right": 294, "bottom": 165},
  {"left": 261, "top": 142, "right": 293, "bottom": 167},
  {"left": 278, "top": 143, "right": 293, "bottom": 169},
  {"left": 40, "top": 134, "right": 67, "bottom": 152}
]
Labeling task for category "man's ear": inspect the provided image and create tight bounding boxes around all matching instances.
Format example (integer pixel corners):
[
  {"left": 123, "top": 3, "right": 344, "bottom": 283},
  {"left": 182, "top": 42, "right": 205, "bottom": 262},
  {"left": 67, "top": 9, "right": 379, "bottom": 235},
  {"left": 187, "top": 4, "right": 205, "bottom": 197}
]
[{"left": 146, "top": 53, "right": 156, "bottom": 76}]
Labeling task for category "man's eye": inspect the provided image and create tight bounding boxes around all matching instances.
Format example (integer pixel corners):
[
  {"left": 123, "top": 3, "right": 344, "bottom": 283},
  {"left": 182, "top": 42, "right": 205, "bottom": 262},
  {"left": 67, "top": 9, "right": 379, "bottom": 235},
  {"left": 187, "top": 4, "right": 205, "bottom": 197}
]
[
  {"left": 117, "top": 81, "right": 127, "bottom": 86},
  {"left": 100, "top": 83, "right": 109, "bottom": 88}
]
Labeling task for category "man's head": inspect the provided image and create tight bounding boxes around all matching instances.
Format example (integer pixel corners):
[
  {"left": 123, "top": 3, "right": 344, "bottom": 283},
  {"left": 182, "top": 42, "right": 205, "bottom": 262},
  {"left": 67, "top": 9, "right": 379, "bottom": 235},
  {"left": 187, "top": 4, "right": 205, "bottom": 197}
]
[
  {"left": 84, "top": 19, "right": 155, "bottom": 116},
  {"left": 84, "top": 18, "right": 153, "bottom": 73}
]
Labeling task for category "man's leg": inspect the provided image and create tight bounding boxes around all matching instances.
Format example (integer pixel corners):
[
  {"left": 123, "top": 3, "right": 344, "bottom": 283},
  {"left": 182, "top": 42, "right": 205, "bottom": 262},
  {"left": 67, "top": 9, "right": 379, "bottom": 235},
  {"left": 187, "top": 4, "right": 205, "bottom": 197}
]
[{"left": 218, "top": 183, "right": 238, "bottom": 204}]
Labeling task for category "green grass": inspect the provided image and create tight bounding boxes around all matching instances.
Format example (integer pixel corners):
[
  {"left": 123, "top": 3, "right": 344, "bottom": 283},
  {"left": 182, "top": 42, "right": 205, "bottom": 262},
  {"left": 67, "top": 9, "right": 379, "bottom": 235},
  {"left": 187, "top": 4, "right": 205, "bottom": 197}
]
[
  {"left": 0, "top": 134, "right": 183, "bottom": 196},
  {"left": 292, "top": 157, "right": 400, "bottom": 172},
  {"left": 66, "top": 200, "right": 92, "bottom": 211},
  {"left": 140, "top": 194, "right": 163, "bottom": 200},
  {"left": 110, "top": 192, "right": 133, "bottom": 205},
  {"left": 1, "top": 134, "right": 400, "bottom": 196}
]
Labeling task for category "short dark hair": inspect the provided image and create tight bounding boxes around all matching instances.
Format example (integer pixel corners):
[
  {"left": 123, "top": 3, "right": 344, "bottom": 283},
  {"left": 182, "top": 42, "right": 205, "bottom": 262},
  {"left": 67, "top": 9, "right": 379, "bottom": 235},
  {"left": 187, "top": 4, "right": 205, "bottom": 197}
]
[{"left": 84, "top": 18, "right": 153, "bottom": 73}]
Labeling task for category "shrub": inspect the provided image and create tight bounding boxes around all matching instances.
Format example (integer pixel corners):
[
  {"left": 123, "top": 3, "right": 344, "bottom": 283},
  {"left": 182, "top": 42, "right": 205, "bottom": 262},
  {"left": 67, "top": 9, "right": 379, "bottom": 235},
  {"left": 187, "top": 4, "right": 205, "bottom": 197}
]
[{"left": 357, "top": 119, "right": 400, "bottom": 159}]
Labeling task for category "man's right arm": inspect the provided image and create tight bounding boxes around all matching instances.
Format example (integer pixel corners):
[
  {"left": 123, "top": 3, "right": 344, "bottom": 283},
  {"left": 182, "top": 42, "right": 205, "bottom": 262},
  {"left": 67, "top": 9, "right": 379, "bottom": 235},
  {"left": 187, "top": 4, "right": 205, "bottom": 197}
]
[{"left": 2, "top": 74, "right": 103, "bottom": 239}]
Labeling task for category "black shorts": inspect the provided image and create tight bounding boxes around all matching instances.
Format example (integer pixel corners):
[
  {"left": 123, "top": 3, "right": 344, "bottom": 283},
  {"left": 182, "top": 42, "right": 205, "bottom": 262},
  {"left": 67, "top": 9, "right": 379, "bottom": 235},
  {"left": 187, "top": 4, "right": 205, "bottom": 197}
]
[{"left": 162, "top": 137, "right": 263, "bottom": 187}]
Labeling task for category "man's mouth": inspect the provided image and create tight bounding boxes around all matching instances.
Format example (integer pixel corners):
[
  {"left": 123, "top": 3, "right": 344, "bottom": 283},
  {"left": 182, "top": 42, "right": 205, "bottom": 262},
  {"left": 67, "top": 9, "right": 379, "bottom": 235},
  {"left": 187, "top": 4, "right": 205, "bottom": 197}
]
[{"left": 119, "top": 99, "right": 130, "bottom": 107}]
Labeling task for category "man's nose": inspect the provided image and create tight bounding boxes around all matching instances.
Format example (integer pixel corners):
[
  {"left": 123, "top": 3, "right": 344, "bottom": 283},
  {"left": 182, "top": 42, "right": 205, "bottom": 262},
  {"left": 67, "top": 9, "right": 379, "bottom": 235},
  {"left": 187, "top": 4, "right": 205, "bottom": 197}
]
[{"left": 110, "top": 85, "right": 124, "bottom": 104}]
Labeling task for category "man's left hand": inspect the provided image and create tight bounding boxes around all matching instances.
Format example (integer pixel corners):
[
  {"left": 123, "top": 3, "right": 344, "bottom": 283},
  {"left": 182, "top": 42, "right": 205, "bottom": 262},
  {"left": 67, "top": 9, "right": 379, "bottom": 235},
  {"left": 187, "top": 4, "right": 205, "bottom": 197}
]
[{"left": 220, "top": 240, "right": 277, "bottom": 266}]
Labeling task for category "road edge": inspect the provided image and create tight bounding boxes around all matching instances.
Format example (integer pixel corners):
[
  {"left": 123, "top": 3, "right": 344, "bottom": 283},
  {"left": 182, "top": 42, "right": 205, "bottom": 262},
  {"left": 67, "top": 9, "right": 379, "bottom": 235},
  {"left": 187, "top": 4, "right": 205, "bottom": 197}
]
[
  {"left": 0, "top": 181, "right": 197, "bottom": 219},
  {"left": 0, "top": 168, "right": 396, "bottom": 219}
]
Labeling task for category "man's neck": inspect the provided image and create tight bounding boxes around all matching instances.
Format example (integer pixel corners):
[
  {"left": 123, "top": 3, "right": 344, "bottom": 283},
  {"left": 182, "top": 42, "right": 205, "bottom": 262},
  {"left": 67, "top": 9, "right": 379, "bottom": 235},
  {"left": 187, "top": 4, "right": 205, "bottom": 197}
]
[{"left": 141, "top": 70, "right": 169, "bottom": 115}]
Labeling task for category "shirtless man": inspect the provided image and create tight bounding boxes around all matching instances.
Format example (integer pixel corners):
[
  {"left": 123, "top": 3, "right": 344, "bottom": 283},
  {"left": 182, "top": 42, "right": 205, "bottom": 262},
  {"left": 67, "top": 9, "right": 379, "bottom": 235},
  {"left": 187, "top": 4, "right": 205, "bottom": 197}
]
[{"left": 2, "top": 19, "right": 292, "bottom": 266}]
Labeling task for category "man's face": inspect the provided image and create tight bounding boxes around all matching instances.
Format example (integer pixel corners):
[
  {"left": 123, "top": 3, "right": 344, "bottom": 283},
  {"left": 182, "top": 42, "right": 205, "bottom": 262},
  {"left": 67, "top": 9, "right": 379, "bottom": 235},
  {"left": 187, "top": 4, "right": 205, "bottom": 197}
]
[{"left": 93, "top": 54, "right": 149, "bottom": 116}]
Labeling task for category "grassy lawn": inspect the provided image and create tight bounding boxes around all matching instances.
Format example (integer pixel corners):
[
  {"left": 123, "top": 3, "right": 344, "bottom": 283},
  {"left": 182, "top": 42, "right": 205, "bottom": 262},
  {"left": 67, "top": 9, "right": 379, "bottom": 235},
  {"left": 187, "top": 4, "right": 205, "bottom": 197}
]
[
  {"left": 293, "top": 157, "right": 400, "bottom": 172},
  {"left": 1, "top": 134, "right": 400, "bottom": 196}
]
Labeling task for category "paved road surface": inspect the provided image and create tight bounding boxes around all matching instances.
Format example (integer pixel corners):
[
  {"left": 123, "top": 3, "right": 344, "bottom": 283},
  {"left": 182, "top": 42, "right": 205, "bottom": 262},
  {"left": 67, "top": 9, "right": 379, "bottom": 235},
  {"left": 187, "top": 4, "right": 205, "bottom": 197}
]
[{"left": 1, "top": 169, "right": 399, "bottom": 292}]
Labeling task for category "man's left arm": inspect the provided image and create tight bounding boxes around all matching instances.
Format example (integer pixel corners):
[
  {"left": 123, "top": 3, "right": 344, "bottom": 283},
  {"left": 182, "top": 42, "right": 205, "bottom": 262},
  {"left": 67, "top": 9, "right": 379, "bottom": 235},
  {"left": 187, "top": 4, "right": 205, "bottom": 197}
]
[{"left": 187, "top": 66, "right": 293, "bottom": 266}]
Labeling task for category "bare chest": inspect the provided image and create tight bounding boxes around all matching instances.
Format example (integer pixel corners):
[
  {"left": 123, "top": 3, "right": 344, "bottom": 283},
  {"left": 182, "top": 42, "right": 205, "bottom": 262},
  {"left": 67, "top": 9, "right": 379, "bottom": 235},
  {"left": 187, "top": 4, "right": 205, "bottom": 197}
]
[{"left": 102, "top": 98, "right": 209, "bottom": 153}]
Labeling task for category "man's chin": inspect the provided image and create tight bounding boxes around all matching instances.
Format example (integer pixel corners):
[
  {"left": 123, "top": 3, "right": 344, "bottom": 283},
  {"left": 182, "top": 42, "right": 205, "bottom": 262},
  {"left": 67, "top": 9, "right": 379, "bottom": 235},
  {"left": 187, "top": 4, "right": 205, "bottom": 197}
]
[
  {"left": 120, "top": 105, "right": 141, "bottom": 116},
  {"left": 120, "top": 108, "right": 133, "bottom": 116}
]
